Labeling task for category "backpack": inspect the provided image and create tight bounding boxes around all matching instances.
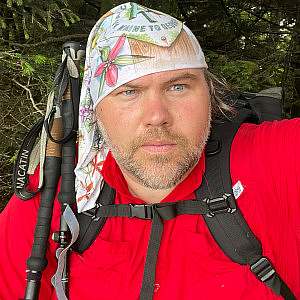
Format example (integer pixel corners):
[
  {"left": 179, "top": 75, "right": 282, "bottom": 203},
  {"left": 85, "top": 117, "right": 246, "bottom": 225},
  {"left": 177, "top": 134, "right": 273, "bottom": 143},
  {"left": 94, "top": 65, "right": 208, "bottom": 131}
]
[
  {"left": 12, "top": 45, "right": 296, "bottom": 299},
  {"left": 70, "top": 92, "right": 296, "bottom": 300}
]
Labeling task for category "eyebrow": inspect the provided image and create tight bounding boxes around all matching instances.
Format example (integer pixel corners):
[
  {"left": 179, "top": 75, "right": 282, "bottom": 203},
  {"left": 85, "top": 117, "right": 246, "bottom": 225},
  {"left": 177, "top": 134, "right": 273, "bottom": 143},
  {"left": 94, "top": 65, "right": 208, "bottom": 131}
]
[
  {"left": 163, "top": 73, "right": 199, "bottom": 86},
  {"left": 114, "top": 72, "right": 199, "bottom": 92}
]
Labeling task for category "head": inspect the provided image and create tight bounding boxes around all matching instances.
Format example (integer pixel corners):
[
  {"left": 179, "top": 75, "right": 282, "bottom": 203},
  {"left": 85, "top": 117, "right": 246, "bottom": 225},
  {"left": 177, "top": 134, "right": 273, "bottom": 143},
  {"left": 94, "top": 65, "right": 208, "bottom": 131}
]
[
  {"left": 95, "top": 68, "right": 211, "bottom": 189},
  {"left": 75, "top": 2, "right": 232, "bottom": 212}
]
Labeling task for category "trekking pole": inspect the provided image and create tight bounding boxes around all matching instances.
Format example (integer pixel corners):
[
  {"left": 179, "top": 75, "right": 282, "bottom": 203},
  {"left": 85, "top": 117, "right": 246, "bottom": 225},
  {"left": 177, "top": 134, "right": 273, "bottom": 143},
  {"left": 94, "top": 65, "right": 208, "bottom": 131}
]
[
  {"left": 23, "top": 42, "right": 85, "bottom": 300},
  {"left": 51, "top": 42, "right": 85, "bottom": 299},
  {"left": 23, "top": 111, "right": 63, "bottom": 299}
]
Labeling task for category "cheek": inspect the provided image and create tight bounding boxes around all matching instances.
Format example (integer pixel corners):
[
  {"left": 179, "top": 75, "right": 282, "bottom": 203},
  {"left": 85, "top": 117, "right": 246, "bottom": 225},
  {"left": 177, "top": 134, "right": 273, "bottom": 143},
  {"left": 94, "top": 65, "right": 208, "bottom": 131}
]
[
  {"left": 98, "top": 106, "right": 136, "bottom": 146},
  {"left": 175, "top": 98, "right": 211, "bottom": 137}
]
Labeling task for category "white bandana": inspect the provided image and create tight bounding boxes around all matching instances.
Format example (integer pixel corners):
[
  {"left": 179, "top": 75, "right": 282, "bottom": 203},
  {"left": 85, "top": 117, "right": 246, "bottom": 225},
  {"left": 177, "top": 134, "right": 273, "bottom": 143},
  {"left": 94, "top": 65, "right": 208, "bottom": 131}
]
[{"left": 74, "top": 2, "right": 208, "bottom": 212}]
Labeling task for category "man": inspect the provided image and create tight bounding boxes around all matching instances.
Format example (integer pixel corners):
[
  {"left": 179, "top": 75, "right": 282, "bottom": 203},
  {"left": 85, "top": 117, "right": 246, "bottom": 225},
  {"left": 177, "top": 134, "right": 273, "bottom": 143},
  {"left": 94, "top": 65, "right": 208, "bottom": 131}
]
[{"left": 0, "top": 2, "right": 300, "bottom": 300}]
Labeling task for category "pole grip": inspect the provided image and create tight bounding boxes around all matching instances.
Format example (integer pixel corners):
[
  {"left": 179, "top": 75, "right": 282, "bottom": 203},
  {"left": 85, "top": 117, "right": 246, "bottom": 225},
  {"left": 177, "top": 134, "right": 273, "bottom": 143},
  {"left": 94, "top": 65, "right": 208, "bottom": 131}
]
[{"left": 24, "top": 118, "right": 63, "bottom": 300}]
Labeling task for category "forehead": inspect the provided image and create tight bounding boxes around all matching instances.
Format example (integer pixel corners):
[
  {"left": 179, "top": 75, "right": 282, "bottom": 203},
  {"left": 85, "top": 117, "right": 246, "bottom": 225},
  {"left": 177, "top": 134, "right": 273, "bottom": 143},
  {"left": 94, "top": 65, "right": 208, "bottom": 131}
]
[{"left": 117, "top": 68, "right": 205, "bottom": 88}]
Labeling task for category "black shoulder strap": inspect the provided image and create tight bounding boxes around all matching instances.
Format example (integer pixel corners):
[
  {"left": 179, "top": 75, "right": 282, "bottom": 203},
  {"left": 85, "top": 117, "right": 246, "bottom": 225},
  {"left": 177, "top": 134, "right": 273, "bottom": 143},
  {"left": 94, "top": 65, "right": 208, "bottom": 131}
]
[
  {"left": 198, "top": 109, "right": 296, "bottom": 299},
  {"left": 72, "top": 182, "right": 115, "bottom": 253}
]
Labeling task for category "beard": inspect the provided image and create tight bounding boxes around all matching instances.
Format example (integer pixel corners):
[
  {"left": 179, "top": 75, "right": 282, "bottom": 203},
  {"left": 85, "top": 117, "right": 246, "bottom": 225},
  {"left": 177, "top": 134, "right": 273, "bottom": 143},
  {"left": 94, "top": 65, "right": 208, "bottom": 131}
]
[{"left": 97, "top": 117, "right": 211, "bottom": 190}]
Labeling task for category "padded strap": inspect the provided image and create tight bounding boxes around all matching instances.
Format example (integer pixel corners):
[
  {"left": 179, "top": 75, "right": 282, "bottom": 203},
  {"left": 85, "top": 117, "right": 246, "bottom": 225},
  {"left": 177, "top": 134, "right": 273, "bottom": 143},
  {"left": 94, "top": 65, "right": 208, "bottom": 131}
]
[
  {"left": 72, "top": 182, "right": 115, "bottom": 253},
  {"left": 198, "top": 111, "right": 296, "bottom": 299}
]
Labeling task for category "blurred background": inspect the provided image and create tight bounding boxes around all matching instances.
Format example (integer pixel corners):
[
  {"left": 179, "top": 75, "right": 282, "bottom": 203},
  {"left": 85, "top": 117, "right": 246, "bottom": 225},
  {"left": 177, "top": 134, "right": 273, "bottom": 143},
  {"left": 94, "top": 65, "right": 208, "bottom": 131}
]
[{"left": 0, "top": 0, "right": 299, "bottom": 208}]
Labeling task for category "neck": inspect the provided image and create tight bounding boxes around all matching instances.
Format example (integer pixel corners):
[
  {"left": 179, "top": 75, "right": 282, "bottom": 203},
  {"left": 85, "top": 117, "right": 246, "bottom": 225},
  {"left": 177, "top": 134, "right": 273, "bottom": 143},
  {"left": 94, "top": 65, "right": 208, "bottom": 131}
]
[{"left": 121, "top": 169, "right": 174, "bottom": 204}]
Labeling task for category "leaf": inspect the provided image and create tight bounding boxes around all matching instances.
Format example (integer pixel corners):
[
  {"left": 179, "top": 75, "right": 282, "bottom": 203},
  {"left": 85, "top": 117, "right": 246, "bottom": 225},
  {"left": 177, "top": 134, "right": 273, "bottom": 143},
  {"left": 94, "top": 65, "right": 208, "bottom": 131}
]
[
  {"left": 0, "top": 17, "right": 6, "bottom": 29},
  {"left": 22, "top": 16, "right": 29, "bottom": 39},
  {"left": 33, "top": 54, "right": 47, "bottom": 65},
  {"left": 98, "top": 68, "right": 106, "bottom": 96},
  {"left": 91, "top": 33, "right": 99, "bottom": 49},
  {"left": 61, "top": 13, "right": 69, "bottom": 27},
  {"left": 21, "top": 61, "right": 35, "bottom": 76},
  {"left": 128, "top": 2, "right": 138, "bottom": 20},
  {"left": 7, "top": 0, "right": 12, "bottom": 8},
  {"left": 113, "top": 55, "right": 151, "bottom": 66},
  {"left": 100, "top": 46, "right": 110, "bottom": 61},
  {"left": 47, "top": 11, "right": 53, "bottom": 32}
]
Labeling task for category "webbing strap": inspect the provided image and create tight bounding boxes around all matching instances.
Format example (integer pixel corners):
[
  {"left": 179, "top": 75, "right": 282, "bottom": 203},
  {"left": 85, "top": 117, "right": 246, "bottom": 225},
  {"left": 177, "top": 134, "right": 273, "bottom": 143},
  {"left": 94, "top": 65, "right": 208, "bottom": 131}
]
[
  {"left": 93, "top": 200, "right": 218, "bottom": 219},
  {"left": 140, "top": 211, "right": 163, "bottom": 299},
  {"left": 13, "top": 118, "right": 44, "bottom": 200}
]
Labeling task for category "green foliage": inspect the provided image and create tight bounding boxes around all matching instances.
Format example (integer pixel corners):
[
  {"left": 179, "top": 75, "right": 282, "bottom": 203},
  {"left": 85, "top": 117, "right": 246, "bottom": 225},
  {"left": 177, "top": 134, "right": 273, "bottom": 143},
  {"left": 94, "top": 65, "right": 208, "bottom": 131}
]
[
  {"left": 0, "top": 0, "right": 80, "bottom": 41},
  {"left": 206, "top": 51, "right": 286, "bottom": 92},
  {"left": 33, "top": 54, "right": 47, "bottom": 65}
]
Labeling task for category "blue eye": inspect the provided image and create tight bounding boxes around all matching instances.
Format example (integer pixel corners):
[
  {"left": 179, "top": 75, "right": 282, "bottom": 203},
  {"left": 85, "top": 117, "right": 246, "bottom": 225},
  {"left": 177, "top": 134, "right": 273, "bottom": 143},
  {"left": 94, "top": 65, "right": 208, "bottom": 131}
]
[
  {"left": 122, "top": 89, "right": 136, "bottom": 96},
  {"left": 170, "top": 84, "right": 185, "bottom": 92}
]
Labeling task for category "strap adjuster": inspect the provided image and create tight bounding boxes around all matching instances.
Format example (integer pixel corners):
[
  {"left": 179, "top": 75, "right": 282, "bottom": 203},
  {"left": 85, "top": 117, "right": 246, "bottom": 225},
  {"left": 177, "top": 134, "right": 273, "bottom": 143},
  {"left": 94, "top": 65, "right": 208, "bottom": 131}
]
[
  {"left": 82, "top": 203, "right": 101, "bottom": 221},
  {"left": 204, "top": 193, "right": 236, "bottom": 217},
  {"left": 250, "top": 257, "right": 276, "bottom": 282},
  {"left": 130, "top": 204, "right": 153, "bottom": 219}
]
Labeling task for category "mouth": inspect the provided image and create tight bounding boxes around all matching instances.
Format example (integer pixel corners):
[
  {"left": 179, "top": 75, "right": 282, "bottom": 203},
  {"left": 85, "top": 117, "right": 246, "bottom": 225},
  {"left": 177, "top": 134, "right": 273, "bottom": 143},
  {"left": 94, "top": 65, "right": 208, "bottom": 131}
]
[{"left": 141, "top": 141, "right": 177, "bottom": 153}]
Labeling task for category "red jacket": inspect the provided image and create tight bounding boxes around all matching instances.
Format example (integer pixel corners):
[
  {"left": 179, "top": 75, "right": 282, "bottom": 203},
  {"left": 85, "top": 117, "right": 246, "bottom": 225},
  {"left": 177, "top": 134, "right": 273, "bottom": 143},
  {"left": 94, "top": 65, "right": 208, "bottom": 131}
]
[{"left": 1, "top": 119, "right": 300, "bottom": 300}]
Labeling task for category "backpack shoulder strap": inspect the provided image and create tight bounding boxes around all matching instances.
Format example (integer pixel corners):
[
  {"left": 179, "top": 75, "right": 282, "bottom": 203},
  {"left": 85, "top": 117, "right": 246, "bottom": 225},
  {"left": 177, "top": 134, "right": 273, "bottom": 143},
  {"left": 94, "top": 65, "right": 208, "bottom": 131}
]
[
  {"left": 72, "top": 182, "right": 116, "bottom": 253},
  {"left": 198, "top": 109, "right": 296, "bottom": 299}
]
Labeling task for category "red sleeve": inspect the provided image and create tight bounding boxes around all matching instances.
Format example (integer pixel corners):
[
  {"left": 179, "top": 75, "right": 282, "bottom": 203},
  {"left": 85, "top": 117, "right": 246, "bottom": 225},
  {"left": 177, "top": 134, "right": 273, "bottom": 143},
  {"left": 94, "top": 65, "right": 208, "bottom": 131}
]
[
  {"left": 0, "top": 168, "right": 58, "bottom": 299},
  {"left": 231, "top": 118, "right": 300, "bottom": 298}
]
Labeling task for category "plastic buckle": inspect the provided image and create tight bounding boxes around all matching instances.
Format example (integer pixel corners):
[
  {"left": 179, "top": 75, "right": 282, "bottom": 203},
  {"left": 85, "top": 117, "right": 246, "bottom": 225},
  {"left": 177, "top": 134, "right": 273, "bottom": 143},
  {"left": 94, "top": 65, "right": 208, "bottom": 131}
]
[
  {"left": 130, "top": 204, "right": 153, "bottom": 219},
  {"left": 82, "top": 203, "right": 101, "bottom": 221},
  {"left": 250, "top": 257, "right": 276, "bottom": 282},
  {"left": 204, "top": 193, "right": 236, "bottom": 217}
]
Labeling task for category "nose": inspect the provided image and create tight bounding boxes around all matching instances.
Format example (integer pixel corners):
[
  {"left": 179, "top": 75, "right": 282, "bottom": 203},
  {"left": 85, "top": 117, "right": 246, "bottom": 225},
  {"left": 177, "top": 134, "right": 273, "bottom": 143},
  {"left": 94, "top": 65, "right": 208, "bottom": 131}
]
[{"left": 141, "top": 92, "right": 172, "bottom": 127}]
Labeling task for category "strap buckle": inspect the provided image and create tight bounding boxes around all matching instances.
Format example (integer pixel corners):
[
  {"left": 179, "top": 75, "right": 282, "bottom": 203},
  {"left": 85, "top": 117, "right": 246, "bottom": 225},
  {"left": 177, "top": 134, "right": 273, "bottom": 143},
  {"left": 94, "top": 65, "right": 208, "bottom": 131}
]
[
  {"left": 250, "top": 257, "right": 276, "bottom": 282},
  {"left": 130, "top": 204, "right": 153, "bottom": 219},
  {"left": 82, "top": 203, "right": 101, "bottom": 221},
  {"left": 204, "top": 193, "right": 236, "bottom": 217}
]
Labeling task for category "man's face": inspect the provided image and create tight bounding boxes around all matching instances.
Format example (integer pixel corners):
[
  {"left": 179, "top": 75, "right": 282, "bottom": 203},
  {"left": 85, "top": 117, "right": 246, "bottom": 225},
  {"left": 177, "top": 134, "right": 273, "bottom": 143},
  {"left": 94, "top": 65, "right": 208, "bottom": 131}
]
[{"left": 95, "top": 68, "right": 211, "bottom": 189}]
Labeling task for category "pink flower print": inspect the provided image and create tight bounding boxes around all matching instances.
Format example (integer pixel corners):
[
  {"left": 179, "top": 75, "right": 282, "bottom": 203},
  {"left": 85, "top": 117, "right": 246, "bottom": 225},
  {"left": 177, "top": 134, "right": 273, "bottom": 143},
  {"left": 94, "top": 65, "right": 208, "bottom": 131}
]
[
  {"left": 94, "top": 35, "right": 126, "bottom": 87},
  {"left": 93, "top": 35, "right": 151, "bottom": 96}
]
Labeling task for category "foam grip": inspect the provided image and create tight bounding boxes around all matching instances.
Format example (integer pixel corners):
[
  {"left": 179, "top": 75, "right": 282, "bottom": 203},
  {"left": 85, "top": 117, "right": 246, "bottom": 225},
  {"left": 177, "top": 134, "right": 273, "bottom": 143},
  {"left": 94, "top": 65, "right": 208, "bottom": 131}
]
[
  {"left": 58, "top": 92, "right": 76, "bottom": 206},
  {"left": 26, "top": 156, "right": 61, "bottom": 271}
]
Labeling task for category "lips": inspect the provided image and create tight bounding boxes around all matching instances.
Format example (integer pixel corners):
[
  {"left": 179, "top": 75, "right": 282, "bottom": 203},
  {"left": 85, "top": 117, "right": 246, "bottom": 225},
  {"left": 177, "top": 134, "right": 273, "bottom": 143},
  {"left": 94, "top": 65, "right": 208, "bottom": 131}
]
[{"left": 141, "top": 141, "right": 177, "bottom": 153}]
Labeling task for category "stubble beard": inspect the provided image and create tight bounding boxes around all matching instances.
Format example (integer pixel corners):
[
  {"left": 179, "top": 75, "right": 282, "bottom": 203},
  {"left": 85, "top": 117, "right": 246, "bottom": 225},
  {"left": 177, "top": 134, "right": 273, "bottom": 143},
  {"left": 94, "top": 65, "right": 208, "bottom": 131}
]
[{"left": 97, "top": 117, "right": 211, "bottom": 190}]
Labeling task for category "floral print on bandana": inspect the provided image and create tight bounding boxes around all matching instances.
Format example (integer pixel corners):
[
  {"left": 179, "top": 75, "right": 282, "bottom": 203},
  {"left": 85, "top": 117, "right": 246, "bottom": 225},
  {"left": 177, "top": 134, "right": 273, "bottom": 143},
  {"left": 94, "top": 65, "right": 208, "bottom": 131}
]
[
  {"left": 94, "top": 34, "right": 151, "bottom": 96},
  {"left": 79, "top": 93, "right": 94, "bottom": 132}
]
